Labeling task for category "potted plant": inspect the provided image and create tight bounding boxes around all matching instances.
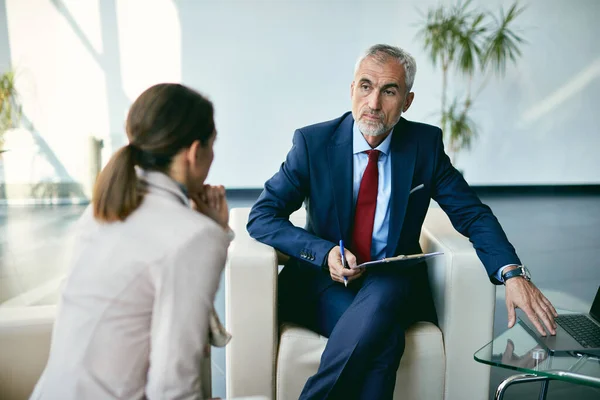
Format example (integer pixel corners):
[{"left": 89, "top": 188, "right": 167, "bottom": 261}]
[
  {"left": 416, "top": 0, "right": 526, "bottom": 164},
  {"left": 0, "top": 68, "right": 22, "bottom": 153}
]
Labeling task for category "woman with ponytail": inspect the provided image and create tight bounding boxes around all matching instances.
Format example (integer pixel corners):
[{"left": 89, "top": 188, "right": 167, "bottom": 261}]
[{"left": 31, "top": 83, "right": 231, "bottom": 399}]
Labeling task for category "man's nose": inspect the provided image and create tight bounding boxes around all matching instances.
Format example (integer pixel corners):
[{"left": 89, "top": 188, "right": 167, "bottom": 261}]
[{"left": 367, "top": 91, "right": 381, "bottom": 110}]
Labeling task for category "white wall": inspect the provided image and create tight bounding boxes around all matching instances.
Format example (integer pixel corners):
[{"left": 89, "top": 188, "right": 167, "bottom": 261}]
[{"left": 1, "top": 0, "right": 599, "bottom": 194}]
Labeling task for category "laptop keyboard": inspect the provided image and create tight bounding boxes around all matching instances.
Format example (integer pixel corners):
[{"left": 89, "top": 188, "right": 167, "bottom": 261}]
[{"left": 555, "top": 314, "right": 600, "bottom": 348}]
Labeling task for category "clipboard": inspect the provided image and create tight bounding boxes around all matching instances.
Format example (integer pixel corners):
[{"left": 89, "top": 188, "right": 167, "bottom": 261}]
[{"left": 357, "top": 251, "right": 444, "bottom": 269}]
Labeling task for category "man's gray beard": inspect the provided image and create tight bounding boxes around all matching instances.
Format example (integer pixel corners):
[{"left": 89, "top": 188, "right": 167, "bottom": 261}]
[{"left": 357, "top": 114, "right": 402, "bottom": 137}]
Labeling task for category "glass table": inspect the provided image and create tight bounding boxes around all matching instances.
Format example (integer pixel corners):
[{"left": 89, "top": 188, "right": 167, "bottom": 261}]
[{"left": 474, "top": 318, "right": 600, "bottom": 400}]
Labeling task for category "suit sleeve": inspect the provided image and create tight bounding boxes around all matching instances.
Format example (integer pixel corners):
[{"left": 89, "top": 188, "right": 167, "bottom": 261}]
[
  {"left": 431, "top": 130, "right": 521, "bottom": 284},
  {"left": 247, "top": 129, "right": 336, "bottom": 268}
]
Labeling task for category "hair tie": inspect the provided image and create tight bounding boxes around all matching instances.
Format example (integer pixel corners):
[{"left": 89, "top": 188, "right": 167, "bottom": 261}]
[{"left": 128, "top": 143, "right": 172, "bottom": 169}]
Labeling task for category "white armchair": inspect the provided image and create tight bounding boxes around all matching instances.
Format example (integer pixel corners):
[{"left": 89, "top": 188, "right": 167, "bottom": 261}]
[
  {"left": 0, "top": 276, "right": 213, "bottom": 400},
  {"left": 226, "top": 206, "right": 496, "bottom": 400},
  {"left": 0, "top": 277, "right": 61, "bottom": 400}
]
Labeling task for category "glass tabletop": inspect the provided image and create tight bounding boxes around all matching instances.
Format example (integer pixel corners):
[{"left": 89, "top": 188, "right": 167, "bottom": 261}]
[{"left": 474, "top": 318, "right": 600, "bottom": 388}]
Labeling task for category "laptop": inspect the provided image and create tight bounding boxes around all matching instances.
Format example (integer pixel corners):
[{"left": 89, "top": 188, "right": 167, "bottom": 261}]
[{"left": 521, "top": 285, "right": 600, "bottom": 355}]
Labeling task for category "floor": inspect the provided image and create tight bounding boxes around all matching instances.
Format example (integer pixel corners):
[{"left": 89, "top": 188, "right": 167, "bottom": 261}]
[{"left": 1, "top": 190, "right": 599, "bottom": 399}]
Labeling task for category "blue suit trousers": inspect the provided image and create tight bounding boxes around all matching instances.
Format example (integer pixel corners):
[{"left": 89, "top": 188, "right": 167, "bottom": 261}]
[{"left": 278, "top": 262, "right": 436, "bottom": 400}]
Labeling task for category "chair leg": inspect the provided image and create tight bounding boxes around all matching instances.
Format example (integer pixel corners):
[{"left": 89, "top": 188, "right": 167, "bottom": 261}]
[{"left": 494, "top": 374, "right": 552, "bottom": 400}]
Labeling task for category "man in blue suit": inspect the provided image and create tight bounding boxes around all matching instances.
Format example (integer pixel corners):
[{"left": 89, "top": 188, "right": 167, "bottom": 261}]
[{"left": 247, "top": 44, "right": 557, "bottom": 399}]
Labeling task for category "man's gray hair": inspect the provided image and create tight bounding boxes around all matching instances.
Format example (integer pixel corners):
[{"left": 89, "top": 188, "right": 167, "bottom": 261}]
[{"left": 354, "top": 44, "right": 417, "bottom": 93}]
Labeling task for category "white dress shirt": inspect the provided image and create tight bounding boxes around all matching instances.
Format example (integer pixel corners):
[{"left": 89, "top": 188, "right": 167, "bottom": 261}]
[
  {"left": 352, "top": 122, "right": 394, "bottom": 260},
  {"left": 30, "top": 171, "right": 230, "bottom": 400}
]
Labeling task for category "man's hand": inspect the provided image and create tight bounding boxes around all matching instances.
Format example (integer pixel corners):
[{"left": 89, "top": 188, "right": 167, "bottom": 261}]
[
  {"left": 327, "top": 246, "right": 364, "bottom": 285},
  {"left": 505, "top": 276, "right": 558, "bottom": 336},
  {"left": 190, "top": 184, "right": 229, "bottom": 230}
]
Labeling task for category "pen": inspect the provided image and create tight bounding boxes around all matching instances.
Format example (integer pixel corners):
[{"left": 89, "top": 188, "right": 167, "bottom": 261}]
[{"left": 340, "top": 240, "right": 348, "bottom": 287}]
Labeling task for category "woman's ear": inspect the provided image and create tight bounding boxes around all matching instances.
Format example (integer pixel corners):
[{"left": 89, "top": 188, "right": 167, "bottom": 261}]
[{"left": 186, "top": 140, "right": 201, "bottom": 167}]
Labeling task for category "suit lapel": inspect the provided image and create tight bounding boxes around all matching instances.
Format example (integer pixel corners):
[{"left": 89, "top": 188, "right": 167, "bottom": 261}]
[
  {"left": 387, "top": 118, "right": 417, "bottom": 256},
  {"left": 327, "top": 114, "right": 354, "bottom": 243}
]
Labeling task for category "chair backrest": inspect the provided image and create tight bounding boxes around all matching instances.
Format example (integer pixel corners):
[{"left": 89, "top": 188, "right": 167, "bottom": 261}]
[{"left": 0, "top": 275, "right": 64, "bottom": 399}]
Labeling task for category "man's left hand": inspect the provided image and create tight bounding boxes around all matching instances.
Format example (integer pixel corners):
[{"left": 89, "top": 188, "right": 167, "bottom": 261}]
[{"left": 505, "top": 277, "right": 558, "bottom": 336}]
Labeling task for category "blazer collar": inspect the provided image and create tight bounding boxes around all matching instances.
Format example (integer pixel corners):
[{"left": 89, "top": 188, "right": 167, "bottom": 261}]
[
  {"left": 386, "top": 117, "right": 418, "bottom": 256},
  {"left": 327, "top": 113, "right": 354, "bottom": 243}
]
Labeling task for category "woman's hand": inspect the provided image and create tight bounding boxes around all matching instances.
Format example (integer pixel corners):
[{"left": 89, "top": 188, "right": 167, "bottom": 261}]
[{"left": 190, "top": 184, "right": 229, "bottom": 230}]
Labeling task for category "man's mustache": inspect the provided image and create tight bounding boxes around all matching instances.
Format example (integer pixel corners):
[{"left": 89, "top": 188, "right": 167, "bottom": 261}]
[{"left": 362, "top": 110, "right": 383, "bottom": 119}]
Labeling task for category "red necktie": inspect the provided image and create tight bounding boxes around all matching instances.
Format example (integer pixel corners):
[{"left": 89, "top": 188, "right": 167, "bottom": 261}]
[{"left": 352, "top": 150, "right": 380, "bottom": 264}]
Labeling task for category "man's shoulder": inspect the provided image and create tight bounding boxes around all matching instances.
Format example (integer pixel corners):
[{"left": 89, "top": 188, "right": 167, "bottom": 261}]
[
  {"left": 297, "top": 112, "right": 353, "bottom": 137},
  {"left": 402, "top": 118, "right": 442, "bottom": 136},
  {"left": 399, "top": 118, "right": 444, "bottom": 149}
]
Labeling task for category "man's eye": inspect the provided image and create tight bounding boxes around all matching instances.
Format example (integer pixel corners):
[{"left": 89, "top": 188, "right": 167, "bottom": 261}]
[
  {"left": 384, "top": 90, "right": 396, "bottom": 96},
  {"left": 361, "top": 85, "right": 370, "bottom": 91}
]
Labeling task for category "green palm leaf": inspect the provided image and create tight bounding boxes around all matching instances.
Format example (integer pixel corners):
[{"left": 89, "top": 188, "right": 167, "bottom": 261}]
[
  {"left": 483, "top": 2, "right": 526, "bottom": 75},
  {"left": 0, "top": 68, "right": 22, "bottom": 149},
  {"left": 416, "top": 0, "right": 525, "bottom": 158}
]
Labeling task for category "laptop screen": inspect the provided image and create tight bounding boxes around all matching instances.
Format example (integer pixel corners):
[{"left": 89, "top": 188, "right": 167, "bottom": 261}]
[{"left": 590, "top": 285, "right": 600, "bottom": 322}]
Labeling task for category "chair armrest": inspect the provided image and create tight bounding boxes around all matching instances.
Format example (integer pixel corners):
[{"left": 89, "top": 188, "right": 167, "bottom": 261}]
[
  {"left": 0, "top": 305, "right": 56, "bottom": 400},
  {"left": 226, "top": 208, "right": 278, "bottom": 399},
  {"left": 0, "top": 290, "right": 214, "bottom": 399},
  {"left": 420, "top": 207, "right": 494, "bottom": 400}
]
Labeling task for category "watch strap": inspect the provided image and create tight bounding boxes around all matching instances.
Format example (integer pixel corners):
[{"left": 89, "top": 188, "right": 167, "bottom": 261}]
[{"left": 503, "top": 266, "right": 529, "bottom": 282}]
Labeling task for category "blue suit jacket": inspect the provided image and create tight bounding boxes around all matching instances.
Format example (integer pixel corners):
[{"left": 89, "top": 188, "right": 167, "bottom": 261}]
[{"left": 248, "top": 112, "right": 520, "bottom": 291}]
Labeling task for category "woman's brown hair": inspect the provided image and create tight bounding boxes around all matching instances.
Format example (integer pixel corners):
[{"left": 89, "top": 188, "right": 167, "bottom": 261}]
[{"left": 92, "top": 83, "right": 214, "bottom": 222}]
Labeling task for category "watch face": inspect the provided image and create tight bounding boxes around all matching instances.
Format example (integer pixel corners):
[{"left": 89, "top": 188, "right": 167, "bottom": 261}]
[{"left": 522, "top": 266, "right": 531, "bottom": 280}]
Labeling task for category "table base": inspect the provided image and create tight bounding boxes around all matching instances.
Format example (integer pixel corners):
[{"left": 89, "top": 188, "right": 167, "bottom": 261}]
[{"left": 495, "top": 373, "right": 552, "bottom": 400}]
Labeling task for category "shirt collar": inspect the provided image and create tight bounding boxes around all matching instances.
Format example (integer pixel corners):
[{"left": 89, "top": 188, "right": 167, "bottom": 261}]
[
  {"left": 352, "top": 121, "right": 393, "bottom": 156},
  {"left": 137, "top": 168, "right": 190, "bottom": 207}
]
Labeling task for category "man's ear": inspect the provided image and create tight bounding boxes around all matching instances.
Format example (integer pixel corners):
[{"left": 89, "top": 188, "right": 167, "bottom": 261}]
[
  {"left": 403, "top": 92, "right": 415, "bottom": 112},
  {"left": 350, "top": 81, "right": 355, "bottom": 99}
]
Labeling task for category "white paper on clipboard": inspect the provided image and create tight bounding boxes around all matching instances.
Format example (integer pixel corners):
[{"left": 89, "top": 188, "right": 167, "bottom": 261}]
[{"left": 357, "top": 251, "right": 444, "bottom": 269}]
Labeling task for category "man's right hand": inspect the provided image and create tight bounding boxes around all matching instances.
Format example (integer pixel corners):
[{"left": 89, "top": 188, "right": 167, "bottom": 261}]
[{"left": 327, "top": 246, "right": 364, "bottom": 284}]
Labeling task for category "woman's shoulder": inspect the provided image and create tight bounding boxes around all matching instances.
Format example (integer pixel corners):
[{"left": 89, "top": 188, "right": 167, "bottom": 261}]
[
  {"left": 73, "top": 194, "right": 228, "bottom": 263},
  {"left": 137, "top": 193, "right": 226, "bottom": 245}
]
